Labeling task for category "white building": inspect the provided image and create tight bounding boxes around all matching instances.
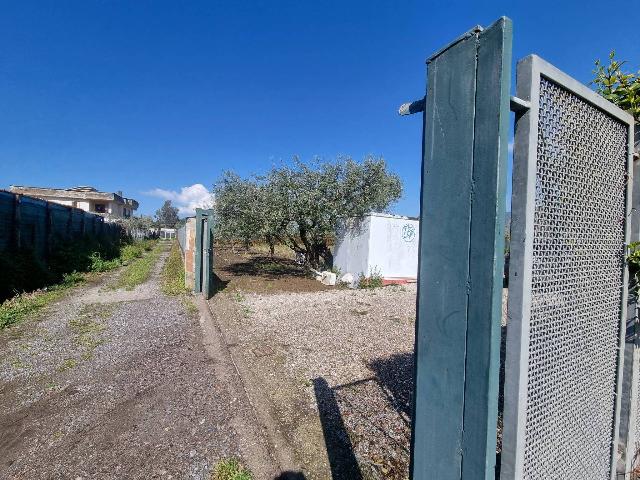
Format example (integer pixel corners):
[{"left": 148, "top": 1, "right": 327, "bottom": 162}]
[
  {"left": 333, "top": 212, "right": 419, "bottom": 283},
  {"left": 9, "top": 185, "right": 138, "bottom": 219}
]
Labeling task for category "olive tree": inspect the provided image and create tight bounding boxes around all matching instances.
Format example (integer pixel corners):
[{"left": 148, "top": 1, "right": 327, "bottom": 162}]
[{"left": 214, "top": 156, "right": 402, "bottom": 268}]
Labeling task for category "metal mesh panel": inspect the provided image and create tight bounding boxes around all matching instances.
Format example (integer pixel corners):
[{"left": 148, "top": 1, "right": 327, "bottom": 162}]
[{"left": 522, "top": 77, "right": 629, "bottom": 479}]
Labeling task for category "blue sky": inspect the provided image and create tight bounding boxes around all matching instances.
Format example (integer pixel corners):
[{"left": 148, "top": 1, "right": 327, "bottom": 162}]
[{"left": 0, "top": 1, "right": 638, "bottom": 217}]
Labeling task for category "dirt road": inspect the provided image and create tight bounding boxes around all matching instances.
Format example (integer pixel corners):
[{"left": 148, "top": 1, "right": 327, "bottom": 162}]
[{"left": 0, "top": 243, "right": 273, "bottom": 479}]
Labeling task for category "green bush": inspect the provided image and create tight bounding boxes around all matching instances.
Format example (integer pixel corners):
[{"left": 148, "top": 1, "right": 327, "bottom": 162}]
[
  {"left": 120, "top": 244, "right": 144, "bottom": 262},
  {"left": 0, "top": 234, "right": 130, "bottom": 302},
  {"left": 88, "top": 252, "right": 121, "bottom": 272}
]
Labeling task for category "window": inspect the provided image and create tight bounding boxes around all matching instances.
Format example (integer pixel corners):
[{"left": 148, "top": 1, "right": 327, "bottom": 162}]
[{"left": 94, "top": 203, "right": 106, "bottom": 213}]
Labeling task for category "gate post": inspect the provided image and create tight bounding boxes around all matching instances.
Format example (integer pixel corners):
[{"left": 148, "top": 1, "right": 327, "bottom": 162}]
[
  {"left": 195, "top": 208, "right": 215, "bottom": 297},
  {"left": 411, "top": 17, "right": 512, "bottom": 480}
]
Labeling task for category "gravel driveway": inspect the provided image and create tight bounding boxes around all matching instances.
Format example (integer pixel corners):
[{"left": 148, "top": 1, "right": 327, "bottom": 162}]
[
  {"left": 211, "top": 284, "right": 418, "bottom": 480},
  {"left": 0, "top": 244, "right": 272, "bottom": 479},
  {"left": 211, "top": 282, "right": 509, "bottom": 480}
]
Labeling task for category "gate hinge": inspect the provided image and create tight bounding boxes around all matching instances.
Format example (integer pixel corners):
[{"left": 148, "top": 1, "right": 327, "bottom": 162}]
[{"left": 398, "top": 98, "right": 426, "bottom": 116}]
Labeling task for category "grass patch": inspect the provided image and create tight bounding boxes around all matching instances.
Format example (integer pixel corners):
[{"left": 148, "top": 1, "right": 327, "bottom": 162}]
[
  {"left": 161, "top": 242, "right": 187, "bottom": 295},
  {"left": 182, "top": 297, "right": 198, "bottom": 316},
  {"left": 115, "top": 242, "right": 162, "bottom": 290},
  {"left": 0, "top": 272, "right": 84, "bottom": 329},
  {"left": 58, "top": 358, "right": 78, "bottom": 372},
  {"left": 159, "top": 241, "right": 199, "bottom": 317},
  {"left": 212, "top": 458, "right": 253, "bottom": 480},
  {"left": 68, "top": 304, "right": 112, "bottom": 360},
  {"left": 0, "top": 239, "right": 158, "bottom": 330}
]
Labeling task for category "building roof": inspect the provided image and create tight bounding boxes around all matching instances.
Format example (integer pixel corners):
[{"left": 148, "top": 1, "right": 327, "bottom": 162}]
[{"left": 9, "top": 185, "right": 139, "bottom": 209}]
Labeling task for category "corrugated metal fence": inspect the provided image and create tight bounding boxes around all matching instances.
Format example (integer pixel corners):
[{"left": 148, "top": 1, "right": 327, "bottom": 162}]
[{"left": 0, "top": 190, "right": 121, "bottom": 260}]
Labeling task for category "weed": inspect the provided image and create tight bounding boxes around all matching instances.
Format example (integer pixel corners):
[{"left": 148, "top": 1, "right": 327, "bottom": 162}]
[
  {"left": 182, "top": 297, "right": 199, "bottom": 316},
  {"left": 0, "top": 239, "right": 155, "bottom": 330},
  {"left": 45, "top": 381, "right": 59, "bottom": 391},
  {"left": 233, "top": 291, "right": 245, "bottom": 303},
  {"left": 9, "top": 357, "right": 27, "bottom": 369},
  {"left": 1, "top": 287, "right": 67, "bottom": 329},
  {"left": 58, "top": 358, "right": 78, "bottom": 371},
  {"left": 162, "top": 243, "right": 188, "bottom": 295},
  {"left": 89, "top": 252, "right": 121, "bottom": 272},
  {"left": 116, "top": 242, "right": 161, "bottom": 290},
  {"left": 68, "top": 304, "right": 111, "bottom": 360},
  {"left": 358, "top": 267, "right": 384, "bottom": 289},
  {"left": 211, "top": 458, "right": 253, "bottom": 480},
  {"left": 120, "top": 244, "right": 144, "bottom": 263}
]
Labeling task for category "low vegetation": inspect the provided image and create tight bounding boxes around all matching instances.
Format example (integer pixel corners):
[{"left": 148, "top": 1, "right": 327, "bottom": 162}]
[
  {"left": 161, "top": 241, "right": 199, "bottom": 316},
  {"left": 211, "top": 458, "right": 253, "bottom": 480},
  {"left": 161, "top": 242, "right": 187, "bottom": 295},
  {"left": 115, "top": 241, "right": 162, "bottom": 290},
  {"left": 0, "top": 272, "right": 84, "bottom": 329},
  {"left": 69, "top": 304, "right": 113, "bottom": 361},
  {"left": 0, "top": 239, "right": 158, "bottom": 329},
  {"left": 358, "top": 267, "right": 384, "bottom": 289}
]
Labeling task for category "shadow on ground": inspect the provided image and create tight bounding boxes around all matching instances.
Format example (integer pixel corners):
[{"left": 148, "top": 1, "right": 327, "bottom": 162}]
[
  {"left": 313, "top": 378, "right": 363, "bottom": 480},
  {"left": 211, "top": 272, "right": 229, "bottom": 294},
  {"left": 367, "top": 353, "right": 414, "bottom": 420},
  {"left": 274, "top": 472, "right": 307, "bottom": 480},
  {"left": 222, "top": 255, "right": 306, "bottom": 278}
]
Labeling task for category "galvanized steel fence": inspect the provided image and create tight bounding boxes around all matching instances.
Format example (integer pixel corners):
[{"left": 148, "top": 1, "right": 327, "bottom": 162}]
[{"left": 501, "top": 55, "right": 635, "bottom": 480}]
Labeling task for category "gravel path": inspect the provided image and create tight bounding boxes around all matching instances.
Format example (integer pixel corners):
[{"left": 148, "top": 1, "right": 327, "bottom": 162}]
[
  {"left": 0, "top": 244, "right": 267, "bottom": 479},
  {"left": 214, "top": 284, "right": 509, "bottom": 479}
]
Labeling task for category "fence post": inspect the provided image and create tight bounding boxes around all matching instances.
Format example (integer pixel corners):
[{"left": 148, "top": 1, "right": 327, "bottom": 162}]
[
  {"left": 12, "top": 194, "right": 22, "bottom": 249},
  {"left": 411, "top": 17, "right": 512, "bottom": 480},
  {"left": 67, "top": 207, "right": 73, "bottom": 239},
  {"left": 45, "top": 201, "right": 53, "bottom": 260}
]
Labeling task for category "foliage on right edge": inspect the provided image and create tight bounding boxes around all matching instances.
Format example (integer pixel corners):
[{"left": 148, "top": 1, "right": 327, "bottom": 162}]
[{"left": 593, "top": 51, "right": 640, "bottom": 122}]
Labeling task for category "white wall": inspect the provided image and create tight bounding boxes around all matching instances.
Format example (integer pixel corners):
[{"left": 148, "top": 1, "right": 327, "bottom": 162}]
[
  {"left": 368, "top": 214, "right": 419, "bottom": 279},
  {"left": 333, "top": 213, "right": 419, "bottom": 280},
  {"left": 76, "top": 200, "right": 91, "bottom": 211},
  {"left": 333, "top": 217, "right": 371, "bottom": 278}
]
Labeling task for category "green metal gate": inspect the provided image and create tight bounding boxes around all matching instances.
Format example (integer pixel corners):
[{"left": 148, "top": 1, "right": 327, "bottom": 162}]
[
  {"left": 194, "top": 208, "right": 215, "bottom": 299},
  {"left": 403, "top": 14, "right": 636, "bottom": 480}
]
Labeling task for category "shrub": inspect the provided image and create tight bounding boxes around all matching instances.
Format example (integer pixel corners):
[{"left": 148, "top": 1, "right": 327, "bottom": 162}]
[
  {"left": 120, "top": 244, "right": 144, "bottom": 263},
  {"left": 88, "top": 252, "right": 121, "bottom": 273}
]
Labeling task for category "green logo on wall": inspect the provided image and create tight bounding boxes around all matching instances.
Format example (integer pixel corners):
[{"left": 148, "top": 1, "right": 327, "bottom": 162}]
[{"left": 402, "top": 224, "right": 416, "bottom": 242}]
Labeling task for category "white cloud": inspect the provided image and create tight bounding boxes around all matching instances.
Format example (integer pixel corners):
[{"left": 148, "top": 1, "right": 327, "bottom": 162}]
[{"left": 145, "top": 183, "right": 214, "bottom": 217}]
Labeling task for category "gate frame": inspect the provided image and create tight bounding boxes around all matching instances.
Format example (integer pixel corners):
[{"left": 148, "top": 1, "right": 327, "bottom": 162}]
[
  {"left": 194, "top": 208, "right": 215, "bottom": 298},
  {"left": 500, "top": 54, "right": 636, "bottom": 480},
  {"left": 411, "top": 16, "right": 512, "bottom": 480}
]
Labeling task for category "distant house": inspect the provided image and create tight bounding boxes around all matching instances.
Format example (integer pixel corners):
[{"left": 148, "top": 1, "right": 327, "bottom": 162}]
[{"left": 9, "top": 185, "right": 138, "bottom": 219}]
